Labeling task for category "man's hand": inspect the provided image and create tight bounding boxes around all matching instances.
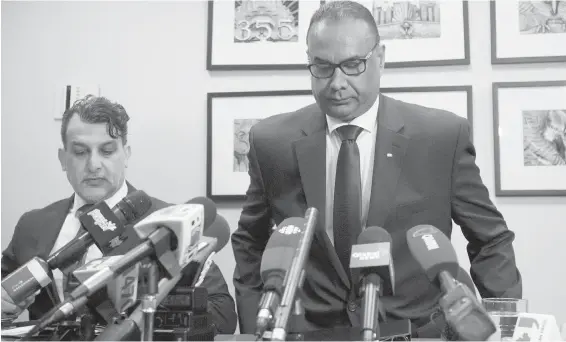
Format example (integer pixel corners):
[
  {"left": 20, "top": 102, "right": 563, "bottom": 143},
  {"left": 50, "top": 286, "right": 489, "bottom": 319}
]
[{"left": 1, "top": 287, "right": 35, "bottom": 319}]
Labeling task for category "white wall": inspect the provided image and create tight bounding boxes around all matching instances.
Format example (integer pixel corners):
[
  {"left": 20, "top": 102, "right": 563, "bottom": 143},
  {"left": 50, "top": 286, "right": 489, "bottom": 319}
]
[{"left": 2, "top": 0, "right": 566, "bottom": 326}]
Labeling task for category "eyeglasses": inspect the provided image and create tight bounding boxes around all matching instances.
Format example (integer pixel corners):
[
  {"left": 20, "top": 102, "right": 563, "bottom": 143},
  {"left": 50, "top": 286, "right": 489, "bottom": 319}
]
[{"left": 307, "top": 42, "right": 379, "bottom": 79}]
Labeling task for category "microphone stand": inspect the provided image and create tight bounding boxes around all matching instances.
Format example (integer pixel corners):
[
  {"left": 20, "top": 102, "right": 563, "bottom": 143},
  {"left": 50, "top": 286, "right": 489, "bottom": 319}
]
[
  {"left": 285, "top": 271, "right": 306, "bottom": 342},
  {"left": 271, "top": 208, "right": 317, "bottom": 342},
  {"left": 141, "top": 261, "right": 159, "bottom": 341}
]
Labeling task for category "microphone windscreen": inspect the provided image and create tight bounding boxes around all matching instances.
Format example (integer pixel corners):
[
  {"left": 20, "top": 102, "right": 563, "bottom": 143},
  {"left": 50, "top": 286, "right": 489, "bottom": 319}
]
[
  {"left": 357, "top": 226, "right": 392, "bottom": 244},
  {"left": 406, "top": 225, "right": 459, "bottom": 283},
  {"left": 260, "top": 217, "right": 305, "bottom": 290},
  {"left": 203, "top": 214, "right": 230, "bottom": 253},
  {"left": 185, "top": 197, "right": 217, "bottom": 228},
  {"left": 115, "top": 190, "right": 153, "bottom": 222}
]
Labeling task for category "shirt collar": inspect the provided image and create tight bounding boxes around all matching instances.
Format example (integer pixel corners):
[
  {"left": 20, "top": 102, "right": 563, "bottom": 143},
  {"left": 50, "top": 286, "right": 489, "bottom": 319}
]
[
  {"left": 71, "top": 180, "right": 129, "bottom": 213},
  {"left": 326, "top": 96, "right": 380, "bottom": 135}
]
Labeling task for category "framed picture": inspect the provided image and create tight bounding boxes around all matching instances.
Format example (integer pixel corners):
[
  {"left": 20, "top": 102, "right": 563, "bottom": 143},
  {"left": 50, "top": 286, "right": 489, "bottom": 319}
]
[
  {"left": 207, "top": 0, "right": 320, "bottom": 70},
  {"left": 207, "top": 86, "right": 472, "bottom": 200},
  {"left": 321, "top": 0, "right": 470, "bottom": 68},
  {"left": 490, "top": 1, "right": 566, "bottom": 64},
  {"left": 493, "top": 81, "right": 566, "bottom": 196},
  {"left": 207, "top": 90, "right": 314, "bottom": 200}
]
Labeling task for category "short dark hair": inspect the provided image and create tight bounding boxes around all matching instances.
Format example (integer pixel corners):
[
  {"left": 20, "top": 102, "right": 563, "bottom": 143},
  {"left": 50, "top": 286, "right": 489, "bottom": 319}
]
[
  {"left": 61, "top": 95, "right": 130, "bottom": 147},
  {"left": 307, "top": 1, "right": 380, "bottom": 44}
]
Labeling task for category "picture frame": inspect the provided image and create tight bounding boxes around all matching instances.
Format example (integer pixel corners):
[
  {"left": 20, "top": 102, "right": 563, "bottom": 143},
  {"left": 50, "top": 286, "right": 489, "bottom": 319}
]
[
  {"left": 492, "top": 81, "right": 566, "bottom": 196},
  {"left": 207, "top": 90, "right": 314, "bottom": 200},
  {"left": 320, "top": 0, "right": 470, "bottom": 68},
  {"left": 490, "top": 1, "right": 566, "bottom": 64},
  {"left": 207, "top": 86, "right": 473, "bottom": 200},
  {"left": 206, "top": 0, "right": 320, "bottom": 71}
]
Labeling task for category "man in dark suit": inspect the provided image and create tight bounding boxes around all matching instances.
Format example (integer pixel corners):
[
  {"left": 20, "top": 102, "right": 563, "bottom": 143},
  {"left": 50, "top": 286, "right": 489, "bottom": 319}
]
[
  {"left": 232, "top": 1, "right": 522, "bottom": 336},
  {"left": 1, "top": 95, "right": 237, "bottom": 334}
]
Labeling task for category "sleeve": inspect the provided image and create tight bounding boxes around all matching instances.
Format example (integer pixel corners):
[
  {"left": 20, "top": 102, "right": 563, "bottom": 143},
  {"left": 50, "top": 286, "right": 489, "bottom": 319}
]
[
  {"left": 2, "top": 215, "right": 26, "bottom": 278},
  {"left": 197, "top": 261, "right": 238, "bottom": 335},
  {"left": 450, "top": 119, "right": 522, "bottom": 298},
  {"left": 230, "top": 127, "right": 273, "bottom": 334}
]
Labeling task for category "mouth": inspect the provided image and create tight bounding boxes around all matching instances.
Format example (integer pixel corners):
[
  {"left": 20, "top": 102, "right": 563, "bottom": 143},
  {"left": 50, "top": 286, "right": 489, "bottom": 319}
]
[
  {"left": 329, "top": 98, "right": 351, "bottom": 105},
  {"left": 83, "top": 178, "right": 106, "bottom": 186}
]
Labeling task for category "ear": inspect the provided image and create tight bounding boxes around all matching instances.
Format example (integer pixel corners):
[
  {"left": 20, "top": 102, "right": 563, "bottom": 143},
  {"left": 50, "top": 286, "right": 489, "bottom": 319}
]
[
  {"left": 124, "top": 145, "right": 132, "bottom": 168},
  {"left": 58, "top": 148, "right": 66, "bottom": 171}
]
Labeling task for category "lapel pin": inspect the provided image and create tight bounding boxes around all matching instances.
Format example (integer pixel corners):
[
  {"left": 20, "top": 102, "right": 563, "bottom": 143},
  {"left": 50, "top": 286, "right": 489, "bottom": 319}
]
[{"left": 387, "top": 153, "right": 393, "bottom": 158}]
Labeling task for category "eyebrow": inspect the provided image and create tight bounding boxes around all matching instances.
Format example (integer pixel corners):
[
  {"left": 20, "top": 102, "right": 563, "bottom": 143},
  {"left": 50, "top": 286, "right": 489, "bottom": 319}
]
[
  {"left": 312, "top": 55, "right": 366, "bottom": 64},
  {"left": 70, "top": 140, "right": 117, "bottom": 149}
]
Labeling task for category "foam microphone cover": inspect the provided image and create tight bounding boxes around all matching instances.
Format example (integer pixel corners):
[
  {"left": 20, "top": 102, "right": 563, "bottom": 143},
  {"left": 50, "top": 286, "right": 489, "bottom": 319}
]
[
  {"left": 354, "top": 226, "right": 394, "bottom": 294},
  {"left": 203, "top": 214, "right": 230, "bottom": 253},
  {"left": 260, "top": 217, "right": 306, "bottom": 292},
  {"left": 185, "top": 197, "right": 217, "bottom": 228},
  {"left": 115, "top": 190, "right": 153, "bottom": 222},
  {"left": 406, "top": 225, "right": 459, "bottom": 285}
]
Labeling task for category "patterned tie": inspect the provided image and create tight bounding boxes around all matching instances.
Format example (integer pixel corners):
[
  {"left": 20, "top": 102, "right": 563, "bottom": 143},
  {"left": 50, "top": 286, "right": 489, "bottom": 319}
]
[
  {"left": 62, "top": 204, "right": 94, "bottom": 299},
  {"left": 333, "top": 125, "right": 364, "bottom": 275}
]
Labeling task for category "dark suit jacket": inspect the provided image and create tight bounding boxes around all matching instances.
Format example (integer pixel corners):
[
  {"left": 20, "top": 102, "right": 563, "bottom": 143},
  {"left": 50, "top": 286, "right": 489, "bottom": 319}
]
[
  {"left": 2, "top": 182, "right": 237, "bottom": 334},
  {"left": 232, "top": 95, "right": 522, "bottom": 334}
]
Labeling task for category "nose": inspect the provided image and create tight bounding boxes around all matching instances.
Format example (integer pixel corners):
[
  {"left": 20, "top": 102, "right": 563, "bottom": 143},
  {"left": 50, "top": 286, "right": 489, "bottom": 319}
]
[
  {"left": 328, "top": 67, "right": 348, "bottom": 92},
  {"left": 86, "top": 152, "right": 103, "bottom": 172}
]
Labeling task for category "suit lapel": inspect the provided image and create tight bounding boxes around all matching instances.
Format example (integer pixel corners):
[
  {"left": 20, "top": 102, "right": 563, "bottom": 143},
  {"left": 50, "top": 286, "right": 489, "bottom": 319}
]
[
  {"left": 34, "top": 195, "right": 73, "bottom": 305},
  {"left": 367, "top": 95, "right": 409, "bottom": 229},
  {"left": 293, "top": 106, "right": 351, "bottom": 288},
  {"left": 37, "top": 197, "right": 73, "bottom": 259}
]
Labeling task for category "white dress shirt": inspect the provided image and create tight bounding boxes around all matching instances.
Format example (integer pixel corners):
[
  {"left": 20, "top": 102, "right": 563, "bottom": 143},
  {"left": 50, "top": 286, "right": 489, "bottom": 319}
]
[
  {"left": 49, "top": 181, "right": 129, "bottom": 300},
  {"left": 325, "top": 97, "right": 380, "bottom": 245}
]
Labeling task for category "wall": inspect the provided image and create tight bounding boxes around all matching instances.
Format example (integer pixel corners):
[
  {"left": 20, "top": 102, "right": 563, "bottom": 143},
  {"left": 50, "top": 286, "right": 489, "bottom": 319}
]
[{"left": 2, "top": 0, "right": 566, "bottom": 326}]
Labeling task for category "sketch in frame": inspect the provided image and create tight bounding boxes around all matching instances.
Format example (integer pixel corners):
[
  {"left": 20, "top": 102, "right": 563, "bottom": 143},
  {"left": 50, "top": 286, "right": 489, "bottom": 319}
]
[
  {"left": 519, "top": 1, "right": 566, "bottom": 34},
  {"left": 233, "top": 118, "right": 262, "bottom": 172},
  {"left": 523, "top": 109, "right": 566, "bottom": 166},
  {"left": 233, "top": 1, "right": 299, "bottom": 43},
  {"left": 490, "top": 1, "right": 566, "bottom": 64},
  {"left": 320, "top": 0, "right": 469, "bottom": 67},
  {"left": 372, "top": 1, "right": 441, "bottom": 40}
]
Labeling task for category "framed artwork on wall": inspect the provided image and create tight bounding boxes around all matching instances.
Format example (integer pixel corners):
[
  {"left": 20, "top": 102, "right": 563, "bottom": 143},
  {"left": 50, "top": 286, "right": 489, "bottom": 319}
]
[
  {"left": 207, "top": 90, "right": 314, "bottom": 200},
  {"left": 490, "top": 1, "right": 566, "bottom": 64},
  {"left": 207, "top": 86, "right": 473, "bottom": 200},
  {"left": 493, "top": 81, "right": 566, "bottom": 196},
  {"left": 206, "top": 0, "right": 320, "bottom": 70},
  {"left": 320, "top": 0, "right": 470, "bottom": 68}
]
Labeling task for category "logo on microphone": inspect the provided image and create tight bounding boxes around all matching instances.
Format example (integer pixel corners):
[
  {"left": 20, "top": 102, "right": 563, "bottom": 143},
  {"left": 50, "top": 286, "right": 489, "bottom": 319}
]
[
  {"left": 421, "top": 234, "right": 439, "bottom": 250},
  {"left": 411, "top": 226, "right": 437, "bottom": 237},
  {"left": 278, "top": 225, "right": 301, "bottom": 235},
  {"left": 87, "top": 209, "right": 117, "bottom": 231},
  {"left": 352, "top": 251, "right": 381, "bottom": 261}
]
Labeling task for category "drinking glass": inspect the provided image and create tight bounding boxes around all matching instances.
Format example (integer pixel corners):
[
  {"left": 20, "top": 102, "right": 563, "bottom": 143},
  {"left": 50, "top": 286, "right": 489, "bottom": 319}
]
[{"left": 482, "top": 298, "right": 528, "bottom": 341}]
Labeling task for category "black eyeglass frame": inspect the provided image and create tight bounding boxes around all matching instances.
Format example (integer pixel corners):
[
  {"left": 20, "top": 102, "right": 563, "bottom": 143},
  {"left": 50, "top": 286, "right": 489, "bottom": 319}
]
[{"left": 307, "top": 41, "right": 381, "bottom": 79}]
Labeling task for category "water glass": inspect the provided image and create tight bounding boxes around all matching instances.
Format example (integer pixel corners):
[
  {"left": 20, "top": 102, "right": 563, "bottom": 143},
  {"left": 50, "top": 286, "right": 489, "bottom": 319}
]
[{"left": 482, "top": 298, "right": 528, "bottom": 341}]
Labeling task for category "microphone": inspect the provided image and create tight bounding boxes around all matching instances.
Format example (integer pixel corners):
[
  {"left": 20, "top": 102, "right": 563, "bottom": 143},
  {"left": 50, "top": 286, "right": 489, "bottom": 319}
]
[
  {"left": 81, "top": 196, "right": 219, "bottom": 323},
  {"left": 95, "top": 216, "right": 231, "bottom": 341},
  {"left": 254, "top": 217, "right": 306, "bottom": 339},
  {"left": 350, "top": 226, "right": 394, "bottom": 342},
  {"left": 1, "top": 190, "right": 152, "bottom": 305},
  {"left": 70, "top": 256, "right": 141, "bottom": 324},
  {"left": 22, "top": 200, "right": 211, "bottom": 337},
  {"left": 271, "top": 208, "right": 318, "bottom": 342},
  {"left": 406, "top": 225, "right": 496, "bottom": 341}
]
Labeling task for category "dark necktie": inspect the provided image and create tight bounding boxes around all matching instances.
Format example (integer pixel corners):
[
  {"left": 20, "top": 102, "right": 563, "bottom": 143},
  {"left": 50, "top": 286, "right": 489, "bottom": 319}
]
[
  {"left": 61, "top": 204, "right": 94, "bottom": 299},
  {"left": 333, "top": 125, "right": 364, "bottom": 275}
]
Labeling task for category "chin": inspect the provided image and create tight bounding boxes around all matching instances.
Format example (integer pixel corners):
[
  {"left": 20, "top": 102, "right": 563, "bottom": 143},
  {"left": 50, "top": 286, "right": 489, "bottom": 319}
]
[{"left": 78, "top": 187, "right": 110, "bottom": 203}]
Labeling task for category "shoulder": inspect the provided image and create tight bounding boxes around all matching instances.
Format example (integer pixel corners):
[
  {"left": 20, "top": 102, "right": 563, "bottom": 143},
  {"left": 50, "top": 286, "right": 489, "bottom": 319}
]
[
  {"left": 250, "top": 103, "right": 321, "bottom": 139},
  {"left": 16, "top": 197, "right": 70, "bottom": 227},
  {"left": 384, "top": 95, "right": 468, "bottom": 138}
]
